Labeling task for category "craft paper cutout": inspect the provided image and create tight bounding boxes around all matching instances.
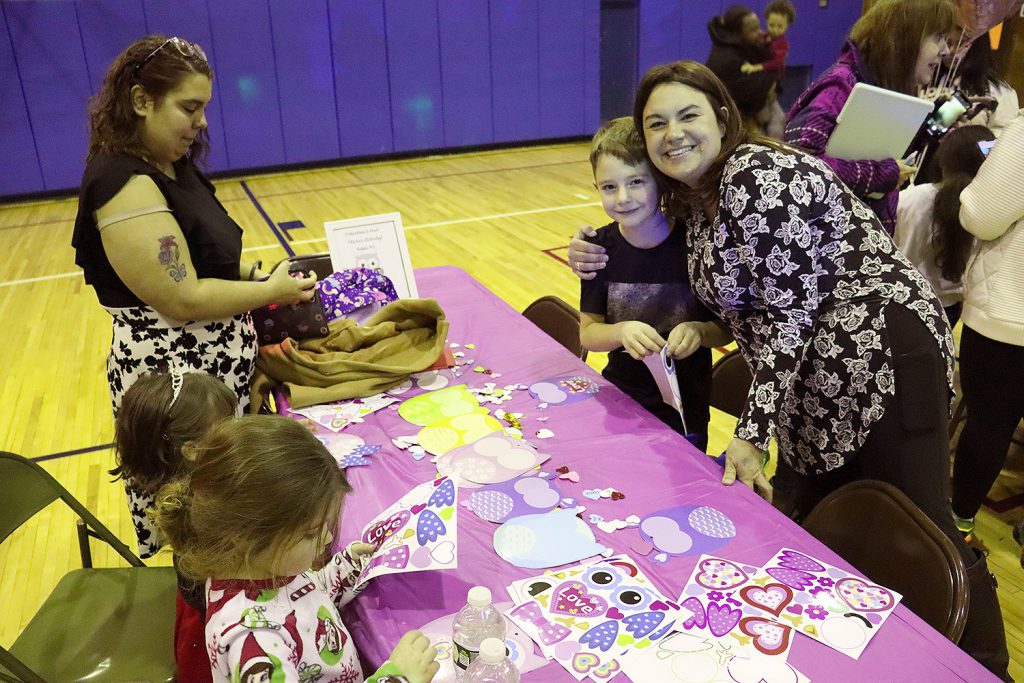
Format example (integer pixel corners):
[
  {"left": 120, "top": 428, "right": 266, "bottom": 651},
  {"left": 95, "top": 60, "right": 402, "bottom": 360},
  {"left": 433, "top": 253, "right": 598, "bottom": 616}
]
[
  {"left": 676, "top": 554, "right": 798, "bottom": 666},
  {"left": 528, "top": 375, "right": 600, "bottom": 406},
  {"left": 641, "top": 346, "right": 688, "bottom": 431},
  {"left": 356, "top": 477, "right": 458, "bottom": 586},
  {"left": 639, "top": 505, "right": 737, "bottom": 558},
  {"left": 467, "top": 476, "right": 562, "bottom": 523},
  {"left": 504, "top": 556, "right": 679, "bottom": 680},
  {"left": 398, "top": 385, "right": 483, "bottom": 426},
  {"left": 419, "top": 601, "right": 547, "bottom": 682},
  {"left": 437, "top": 434, "right": 550, "bottom": 486},
  {"left": 619, "top": 631, "right": 809, "bottom": 683},
  {"left": 746, "top": 548, "right": 903, "bottom": 659},
  {"left": 494, "top": 508, "right": 608, "bottom": 569},
  {"left": 290, "top": 393, "right": 397, "bottom": 432},
  {"left": 418, "top": 413, "right": 505, "bottom": 456}
]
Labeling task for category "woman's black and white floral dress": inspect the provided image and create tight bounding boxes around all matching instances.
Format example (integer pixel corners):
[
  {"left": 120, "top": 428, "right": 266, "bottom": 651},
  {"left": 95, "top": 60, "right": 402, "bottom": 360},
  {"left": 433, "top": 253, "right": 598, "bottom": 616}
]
[{"left": 682, "top": 143, "right": 954, "bottom": 475}]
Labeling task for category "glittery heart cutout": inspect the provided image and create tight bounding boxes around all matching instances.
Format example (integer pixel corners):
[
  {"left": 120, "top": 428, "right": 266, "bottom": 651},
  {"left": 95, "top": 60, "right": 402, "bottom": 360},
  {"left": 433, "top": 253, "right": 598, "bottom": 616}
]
[
  {"left": 836, "top": 577, "right": 896, "bottom": 612},
  {"left": 695, "top": 558, "right": 749, "bottom": 590},
  {"left": 551, "top": 581, "right": 608, "bottom": 618}
]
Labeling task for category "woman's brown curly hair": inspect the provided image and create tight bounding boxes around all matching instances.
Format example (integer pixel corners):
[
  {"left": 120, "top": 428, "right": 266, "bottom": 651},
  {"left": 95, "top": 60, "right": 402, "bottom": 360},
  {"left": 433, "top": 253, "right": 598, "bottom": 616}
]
[{"left": 87, "top": 35, "right": 213, "bottom": 166}]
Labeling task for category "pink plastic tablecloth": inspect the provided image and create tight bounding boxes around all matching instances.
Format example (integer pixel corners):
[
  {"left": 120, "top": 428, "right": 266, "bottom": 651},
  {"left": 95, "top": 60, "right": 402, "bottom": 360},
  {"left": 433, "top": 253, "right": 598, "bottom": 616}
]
[{"left": 281, "top": 266, "right": 992, "bottom": 682}]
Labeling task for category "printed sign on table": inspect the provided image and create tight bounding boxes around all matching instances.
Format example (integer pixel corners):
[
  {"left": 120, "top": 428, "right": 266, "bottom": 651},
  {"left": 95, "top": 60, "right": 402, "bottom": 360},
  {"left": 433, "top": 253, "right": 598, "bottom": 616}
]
[{"left": 325, "top": 212, "right": 418, "bottom": 299}]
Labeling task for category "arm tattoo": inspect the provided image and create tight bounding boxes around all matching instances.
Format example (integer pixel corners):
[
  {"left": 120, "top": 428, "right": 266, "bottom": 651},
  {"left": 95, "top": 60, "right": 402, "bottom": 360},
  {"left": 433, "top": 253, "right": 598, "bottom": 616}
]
[{"left": 157, "top": 235, "right": 187, "bottom": 282}]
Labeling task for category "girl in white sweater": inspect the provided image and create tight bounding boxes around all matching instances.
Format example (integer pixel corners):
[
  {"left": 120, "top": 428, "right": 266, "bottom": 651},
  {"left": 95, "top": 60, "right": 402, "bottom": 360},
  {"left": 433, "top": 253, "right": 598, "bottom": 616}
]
[{"left": 950, "top": 110, "right": 1024, "bottom": 540}]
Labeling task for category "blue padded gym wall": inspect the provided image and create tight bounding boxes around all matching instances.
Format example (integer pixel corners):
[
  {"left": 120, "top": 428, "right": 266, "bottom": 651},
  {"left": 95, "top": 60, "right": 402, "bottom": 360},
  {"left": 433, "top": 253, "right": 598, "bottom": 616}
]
[{"left": 1, "top": 0, "right": 856, "bottom": 198}]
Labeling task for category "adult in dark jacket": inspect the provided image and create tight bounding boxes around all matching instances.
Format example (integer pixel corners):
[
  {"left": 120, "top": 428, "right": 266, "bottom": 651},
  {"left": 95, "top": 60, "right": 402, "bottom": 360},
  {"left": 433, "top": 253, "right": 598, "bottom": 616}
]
[{"left": 706, "top": 5, "right": 777, "bottom": 127}]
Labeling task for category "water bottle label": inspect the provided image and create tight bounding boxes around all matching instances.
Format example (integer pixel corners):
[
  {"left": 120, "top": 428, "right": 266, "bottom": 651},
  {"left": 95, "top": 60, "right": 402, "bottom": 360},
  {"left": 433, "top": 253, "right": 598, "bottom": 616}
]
[{"left": 454, "top": 642, "right": 478, "bottom": 671}]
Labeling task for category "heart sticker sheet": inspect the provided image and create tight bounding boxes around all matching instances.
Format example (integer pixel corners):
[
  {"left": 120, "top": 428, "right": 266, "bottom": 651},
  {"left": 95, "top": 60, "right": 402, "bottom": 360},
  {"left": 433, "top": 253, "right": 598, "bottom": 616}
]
[
  {"left": 504, "top": 555, "right": 681, "bottom": 681},
  {"left": 356, "top": 477, "right": 458, "bottom": 587},
  {"left": 675, "top": 555, "right": 798, "bottom": 662},
  {"left": 289, "top": 393, "right": 397, "bottom": 432},
  {"left": 746, "top": 548, "right": 902, "bottom": 659}
]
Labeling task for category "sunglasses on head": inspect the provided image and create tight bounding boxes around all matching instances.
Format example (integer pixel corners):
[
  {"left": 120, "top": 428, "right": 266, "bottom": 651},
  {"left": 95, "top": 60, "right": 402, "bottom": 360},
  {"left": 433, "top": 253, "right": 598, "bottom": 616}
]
[{"left": 135, "top": 37, "right": 208, "bottom": 73}]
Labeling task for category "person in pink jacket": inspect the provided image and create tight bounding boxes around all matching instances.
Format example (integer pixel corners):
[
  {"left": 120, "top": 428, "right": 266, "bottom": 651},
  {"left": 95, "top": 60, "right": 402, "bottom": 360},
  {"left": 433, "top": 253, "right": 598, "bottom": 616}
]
[{"left": 784, "top": 0, "right": 953, "bottom": 234}]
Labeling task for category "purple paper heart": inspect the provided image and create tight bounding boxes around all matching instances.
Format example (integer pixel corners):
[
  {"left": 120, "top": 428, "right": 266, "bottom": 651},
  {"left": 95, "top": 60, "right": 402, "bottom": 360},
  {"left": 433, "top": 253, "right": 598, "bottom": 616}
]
[
  {"left": 767, "top": 567, "right": 816, "bottom": 591},
  {"left": 777, "top": 549, "right": 826, "bottom": 573},
  {"left": 606, "top": 607, "right": 625, "bottom": 620},
  {"left": 785, "top": 603, "right": 804, "bottom": 615},
  {"left": 705, "top": 602, "right": 742, "bottom": 638}
]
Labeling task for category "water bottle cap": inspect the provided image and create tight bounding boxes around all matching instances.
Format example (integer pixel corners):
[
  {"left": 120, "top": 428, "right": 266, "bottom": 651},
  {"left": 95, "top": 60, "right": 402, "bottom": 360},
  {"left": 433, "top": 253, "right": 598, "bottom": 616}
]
[
  {"left": 468, "top": 586, "right": 492, "bottom": 608},
  {"left": 479, "top": 637, "right": 506, "bottom": 663}
]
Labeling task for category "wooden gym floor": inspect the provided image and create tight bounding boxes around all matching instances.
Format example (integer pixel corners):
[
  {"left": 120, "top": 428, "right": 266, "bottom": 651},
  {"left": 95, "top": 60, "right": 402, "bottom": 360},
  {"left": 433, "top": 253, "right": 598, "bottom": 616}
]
[{"left": 1, "top": 142, "right": 1022, "bottom": 678}]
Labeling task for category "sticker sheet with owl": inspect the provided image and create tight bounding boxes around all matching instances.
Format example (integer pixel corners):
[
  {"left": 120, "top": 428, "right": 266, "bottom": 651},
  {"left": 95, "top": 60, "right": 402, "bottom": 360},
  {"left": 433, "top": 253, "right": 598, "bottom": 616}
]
[
  {"left": 675, "top": 555, "right": 797, "bottom": 662},
  {"left": 355, "top": 477, "right": 458, "bottom": 587},
  {"left": 745, "top": 548, "right": 902, "bottom": 659},
  {"left": 505, "top": 556, "right": 681, "bottom": 681}
]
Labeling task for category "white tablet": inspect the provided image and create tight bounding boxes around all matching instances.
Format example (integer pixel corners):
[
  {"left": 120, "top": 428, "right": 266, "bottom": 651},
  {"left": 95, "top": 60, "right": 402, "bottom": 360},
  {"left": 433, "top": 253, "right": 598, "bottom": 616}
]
[{"left": 823, "top": 83, "right": 934, "bottom": 161}]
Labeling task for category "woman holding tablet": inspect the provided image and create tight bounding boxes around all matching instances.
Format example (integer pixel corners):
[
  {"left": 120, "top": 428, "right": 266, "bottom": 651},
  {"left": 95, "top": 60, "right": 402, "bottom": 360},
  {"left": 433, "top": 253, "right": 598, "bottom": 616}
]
[{"left": 784, "top": 0, "right": 953, "bottom": 234}]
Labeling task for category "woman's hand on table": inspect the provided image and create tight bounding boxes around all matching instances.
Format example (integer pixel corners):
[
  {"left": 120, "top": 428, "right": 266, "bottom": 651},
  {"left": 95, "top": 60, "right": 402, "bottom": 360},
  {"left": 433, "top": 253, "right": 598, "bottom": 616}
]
[
  {"left": 722, "top": 437, "right": 773, "bottom": 503},
  {"left": 568, "top": 225, "right": 608, "bottom": 280},
  {"left": 618, "top": 321, "right": 666, "bottom": 360},
  {"left": 266, "top": 264, "right": 317, "bottom": 305},
  {"left": 388, "top": 630, "right": 440, "bottom": 683}
]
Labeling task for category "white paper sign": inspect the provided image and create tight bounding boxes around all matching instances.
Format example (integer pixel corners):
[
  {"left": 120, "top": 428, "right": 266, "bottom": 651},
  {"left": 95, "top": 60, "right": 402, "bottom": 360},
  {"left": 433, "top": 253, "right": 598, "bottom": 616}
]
[{"left": 324, "top": 212, "right": 418, "bottom": 298}]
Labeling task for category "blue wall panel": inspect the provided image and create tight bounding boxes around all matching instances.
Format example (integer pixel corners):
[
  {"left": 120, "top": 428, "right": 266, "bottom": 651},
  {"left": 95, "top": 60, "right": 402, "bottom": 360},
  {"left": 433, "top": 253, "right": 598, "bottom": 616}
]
[
  {"left": 0, "top": 7, "right": 44, "bottom": 196},
  {"left": 5, "top": 2, "right": 91, "bottom": 191},
  {"left": 144, "top": 0, "right": 229, "bottom": 172},
  {"left": 329, "top": 0, "right": 393, "bottom": 157},
  {"left": 208, "top": 0, "right": 286, "bottom": 170},
  {"left": 76, "top": 0, "right": 148, "bottom": 93},
  {"left": 637, "top": 0, "right": 681, "bottom": 77},
  {"left": 679, "top": 0, "right": 719, "bottom": 64},
  {"left": 583, "top": 2, "right": 600, "bottom": 134},
  {"left": 438, "top": 0, "right": 493, "bottom": 147},
  {"left": 269, "top": 0, "right": 340, "bottom": 164},
  {"left": 490, "top": 0, "right": 540, "bottom": 143},
  {"left": 539, "top": 0, "right": 586, "bottom": 138},
  {"left": 384, "top": 0, "right": 445, "bottom": 152}
]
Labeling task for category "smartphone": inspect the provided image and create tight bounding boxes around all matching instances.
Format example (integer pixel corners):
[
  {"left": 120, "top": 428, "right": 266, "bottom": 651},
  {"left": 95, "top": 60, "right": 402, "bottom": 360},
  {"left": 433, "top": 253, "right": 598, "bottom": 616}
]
[{"left": 978, "top": 139, "right": 996, "bottom": 157}]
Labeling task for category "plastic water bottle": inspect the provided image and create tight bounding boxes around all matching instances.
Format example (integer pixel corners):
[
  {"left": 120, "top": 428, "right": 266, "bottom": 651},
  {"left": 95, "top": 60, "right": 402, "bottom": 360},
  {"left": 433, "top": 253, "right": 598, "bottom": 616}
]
[
  {"left": 464, "top": 637, "right": 519, "bottom": 683},
  {"left": 452, "top": 586, "right": 507, "bottom": 679}
]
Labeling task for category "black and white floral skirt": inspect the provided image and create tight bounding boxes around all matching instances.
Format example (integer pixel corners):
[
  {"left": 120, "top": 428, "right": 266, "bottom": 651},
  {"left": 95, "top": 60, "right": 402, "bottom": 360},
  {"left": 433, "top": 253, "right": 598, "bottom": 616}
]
[{"left": 105, "top": 305, "right": 257, "bottom": 558}]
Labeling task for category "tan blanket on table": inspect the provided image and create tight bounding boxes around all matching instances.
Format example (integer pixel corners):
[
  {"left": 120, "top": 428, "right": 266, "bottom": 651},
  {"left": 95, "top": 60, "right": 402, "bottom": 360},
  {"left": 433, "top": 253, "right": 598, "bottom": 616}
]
[{"left": 251, "top": 298, "right": 448, "bottom": 411}]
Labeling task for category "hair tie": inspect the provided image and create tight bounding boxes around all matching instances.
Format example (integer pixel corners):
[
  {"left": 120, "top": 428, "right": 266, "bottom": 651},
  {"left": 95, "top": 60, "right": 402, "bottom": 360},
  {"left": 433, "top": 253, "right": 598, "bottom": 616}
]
[{"left": 168, "top": 368, "right": 184, "bottom": 409}]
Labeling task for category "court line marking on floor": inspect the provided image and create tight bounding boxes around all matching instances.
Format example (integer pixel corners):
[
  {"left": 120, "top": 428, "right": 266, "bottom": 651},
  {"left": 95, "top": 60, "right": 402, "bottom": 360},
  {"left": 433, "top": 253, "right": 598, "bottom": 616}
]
[{"left": 0, "top": 201, "right": 601, "bottom": 288}]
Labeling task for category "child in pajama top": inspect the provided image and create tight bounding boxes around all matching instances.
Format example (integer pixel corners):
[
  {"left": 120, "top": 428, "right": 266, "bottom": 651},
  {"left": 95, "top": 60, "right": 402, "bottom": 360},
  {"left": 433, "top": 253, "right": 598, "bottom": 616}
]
[{"left": 153, "top": 414, "right": 439, "bottom": 683}]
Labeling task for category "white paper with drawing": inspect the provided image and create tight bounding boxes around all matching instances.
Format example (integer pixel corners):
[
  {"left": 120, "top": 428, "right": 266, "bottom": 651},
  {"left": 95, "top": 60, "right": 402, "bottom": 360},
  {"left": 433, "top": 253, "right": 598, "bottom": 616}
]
[{"left": 324, "top": 211, "right": 418, "bottom": 298}]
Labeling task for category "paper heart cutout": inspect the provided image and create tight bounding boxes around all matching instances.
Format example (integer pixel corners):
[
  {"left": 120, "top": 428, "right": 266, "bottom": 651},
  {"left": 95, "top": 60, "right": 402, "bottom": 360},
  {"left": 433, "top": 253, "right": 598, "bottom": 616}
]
[
  {"left": 766, "top": 567, "right": 816, "bottom": 591},
  {"left": 802, "top": 624, "right": 819, "bottom": 637},
  {"left": 706, "top": 602, "right": 742, "bottom": 638},
  {"left": 695, "top": 558, "right": 749, "bottom": 590},
  {"left": 621, "top": 611, "right": 665, "bottom": 638},
  {"left": 651, "top": 552, "right": 669, "bottom": 564},
  {"left": 583, "top": 488, "right": 604, "bottom": 500},
  {"left": 429, "top": 540, "right": 455, "bottom": 565},
  {"left": 411, "top": 503, "right": 427, "bottom": 515},
  {"left": 438, "top": 507, "right": 454, "bottom": 521},
  {"left": 572, "top": 651, "right": 601, "bottom": 674},
  {"left": 402, "top": 528, "right": 415, "bottom": 539},
  {"left": 680, "top": 597, "right": 706, "bottom": 630},
  {"left": 777, "top": 549, "right": 826, "bottom": 573},
  {"left": 650, "top": 600, "right": 677, "bottom": 611},
  {"left": 739, "top": 617, "right": 792, "bottom": 657},
  {"left": 558, "top": 470, "right": 580, "bottom": 483},
  {"left": 606, "top": 607, "right": 625, "bottom": 620},
  {"left": 616, "top": 634, "right": 635, "bottom": 647},
  {"left": 551, "top": 581, "right": 608, "bottom": 618},
  {"left": 592, "top": 659, "right": 621, "bottom": 679},
  {"left": 786, "top": 603, "right": 804, "bottom": 615},
  {"left": 553, "top": 639, "right": 581, "bottom": 661},
  {"left": 579, "top": 620, "right": 619, "bottom": 652},
  {"left": 836, "top": 577, "right": 896, "bottom": 612},
  {"left": 740, "top": 583, "right": 794, "bottom": 617}
]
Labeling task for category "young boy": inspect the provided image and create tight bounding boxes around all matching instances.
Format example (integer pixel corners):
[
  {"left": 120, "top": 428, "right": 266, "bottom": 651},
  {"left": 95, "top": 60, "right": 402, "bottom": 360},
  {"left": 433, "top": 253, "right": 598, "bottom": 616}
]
[
  {"left": 742, "top": 0, "right": 797, "bottom": 138},
  {"left": 579, "top": 118, "right": 728, "bottom": 451}
]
